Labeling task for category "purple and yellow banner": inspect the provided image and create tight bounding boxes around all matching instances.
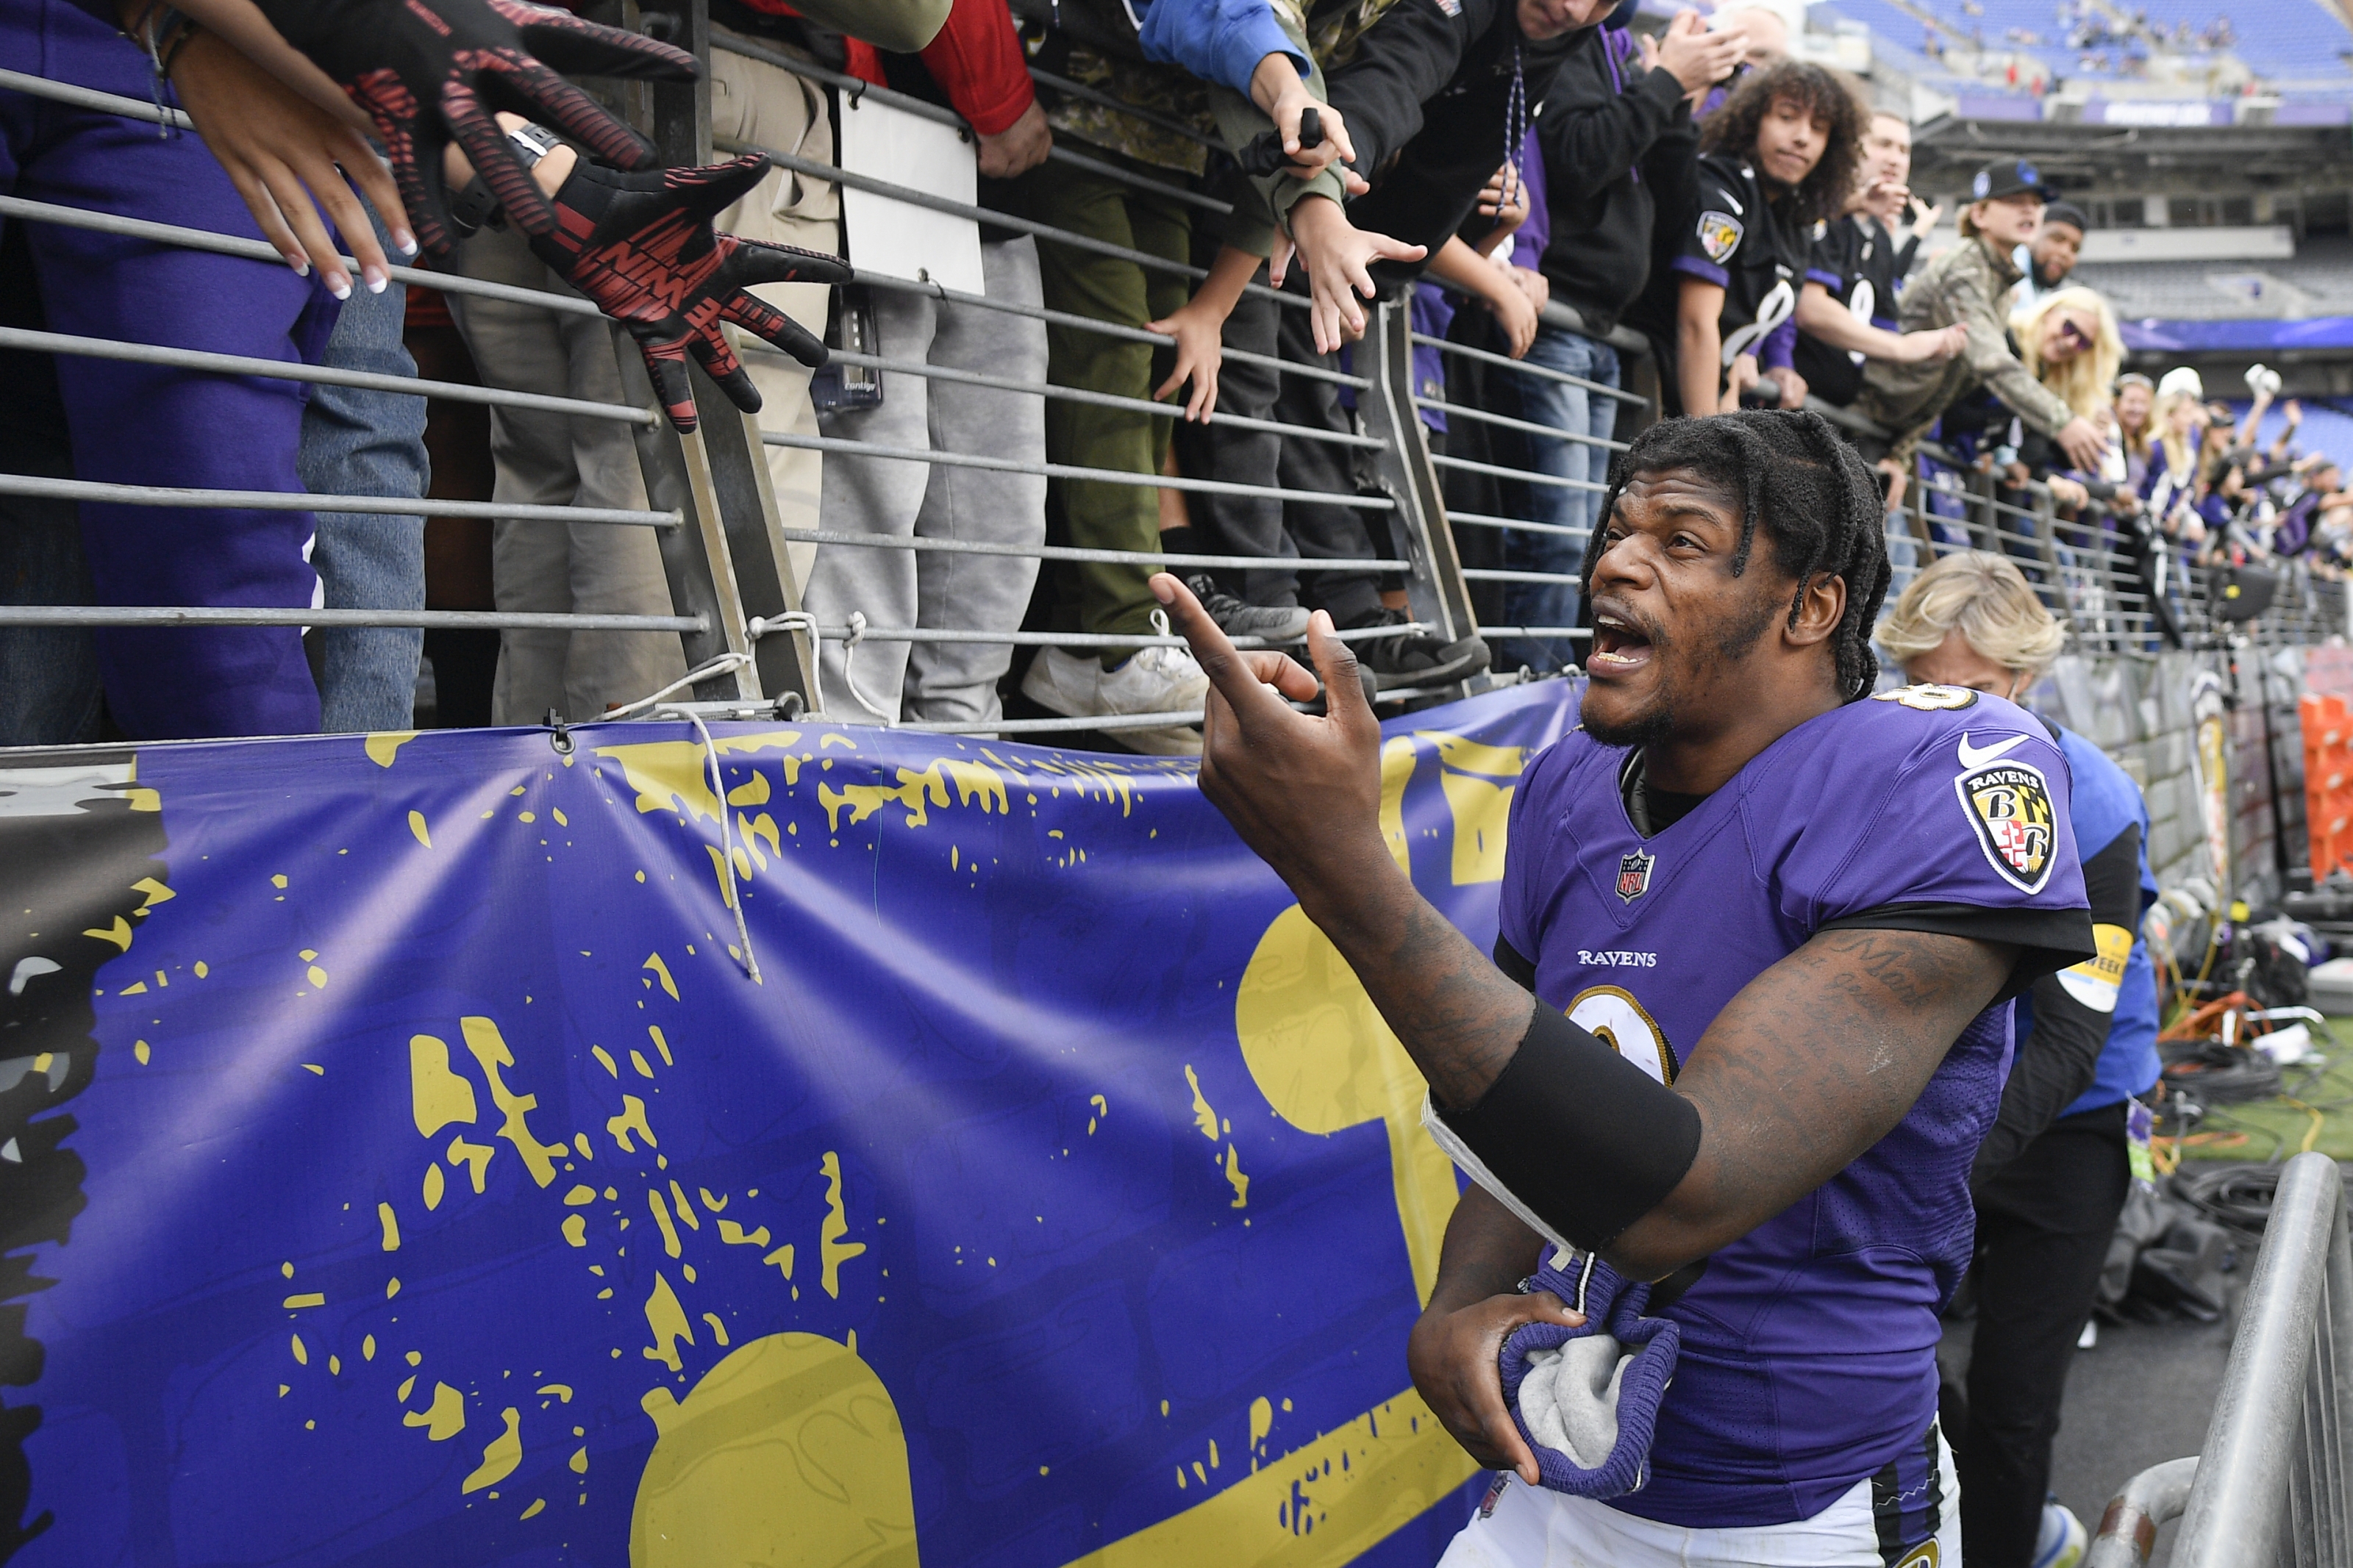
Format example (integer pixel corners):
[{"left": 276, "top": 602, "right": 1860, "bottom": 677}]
[{"left": 1, "top": 681, "right": 1579, "bottom": 1566}]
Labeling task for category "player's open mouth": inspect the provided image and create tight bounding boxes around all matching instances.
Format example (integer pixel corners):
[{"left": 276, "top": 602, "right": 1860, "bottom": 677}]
[{"left": 1589, "top": 612, "right": 1654, "bottom": 673}]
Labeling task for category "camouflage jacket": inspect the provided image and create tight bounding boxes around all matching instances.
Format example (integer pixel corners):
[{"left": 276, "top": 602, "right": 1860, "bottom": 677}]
[{"left": 1855, "top": 233, "right": 2076, "bottom": 463}]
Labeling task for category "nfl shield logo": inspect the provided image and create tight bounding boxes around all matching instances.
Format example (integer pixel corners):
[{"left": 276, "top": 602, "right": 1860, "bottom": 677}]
[{"left": 1617, "top": 849, "right": 1654, "bottom": 903}]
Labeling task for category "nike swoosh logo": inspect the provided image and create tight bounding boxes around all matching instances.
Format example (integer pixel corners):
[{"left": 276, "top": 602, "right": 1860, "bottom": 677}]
[{"left": 1957, "top": 733, "right": 2030, "bottom": 770}]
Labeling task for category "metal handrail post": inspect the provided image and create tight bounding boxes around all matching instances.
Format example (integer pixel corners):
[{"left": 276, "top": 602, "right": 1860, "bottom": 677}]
[
  {"left": 1357, "top": 296, "right": 1478, "bottom": 654},
  {"left": 613, "top": 342, "right": 763, "bottom": 698},
  {"left": 2174, "top": 1152, "right": 2347, "bottom": 1568},
  {"left": 2032, "top": 483, "right": 2069, "bottom": 619},
  {"left": 2087, "top": 1456, "right": 2199, "bottom": 1567}
]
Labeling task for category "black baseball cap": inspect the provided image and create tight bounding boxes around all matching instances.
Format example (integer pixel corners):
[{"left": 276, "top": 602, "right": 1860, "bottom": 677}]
[
  {"left": 2042, "top": 199, "right": 2090, "bottom": 234},
  {"left": 1970, "top": 159, "right": 2049, "bottom": 202}
]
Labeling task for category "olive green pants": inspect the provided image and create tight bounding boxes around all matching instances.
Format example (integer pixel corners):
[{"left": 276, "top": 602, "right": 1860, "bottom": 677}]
[{"left": 1015, "top": 151, "right": 1193, "bottom": 656}]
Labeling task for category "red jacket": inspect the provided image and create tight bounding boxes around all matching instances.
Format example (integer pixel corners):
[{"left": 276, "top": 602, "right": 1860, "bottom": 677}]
[{"left": 738, "top": 0, "right": 1035, "bottom": 135}]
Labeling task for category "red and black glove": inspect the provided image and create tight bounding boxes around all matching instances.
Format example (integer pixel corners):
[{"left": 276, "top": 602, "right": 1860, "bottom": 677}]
[
  {"left": 532, "top": 153, "right": 851, "bottom": 434},
  {"left": 254, "top": 0, "right": 698, "bottom": 257}
]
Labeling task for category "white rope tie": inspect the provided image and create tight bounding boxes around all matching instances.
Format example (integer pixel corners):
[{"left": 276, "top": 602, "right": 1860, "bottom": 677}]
[
  {"left": 838, "top": 610, "right": 896, "bottom": 725},
  {"left": 746, "top": 609, "right": 837, "bottom": 720},
  {"left": 604, "top": 651, "right": 755, "bottom": 721}
]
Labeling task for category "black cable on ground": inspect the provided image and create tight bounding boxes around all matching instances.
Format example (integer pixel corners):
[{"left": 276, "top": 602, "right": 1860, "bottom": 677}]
[{"left": 2171, "top": 1163, "right": 2285, "bottom": 1239}]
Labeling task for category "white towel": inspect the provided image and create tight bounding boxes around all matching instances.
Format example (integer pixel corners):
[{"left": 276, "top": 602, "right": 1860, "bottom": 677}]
[{"left": 1518, "top": 1333, "right": 1632, "bottom": 1469}]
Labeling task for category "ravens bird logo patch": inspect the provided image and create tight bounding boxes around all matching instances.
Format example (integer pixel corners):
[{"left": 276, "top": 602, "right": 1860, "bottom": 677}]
[
  {"left": 1617, "top": 849, "right": 1654, "bottom": 903},
  {"left": 1955, "top": 745, "right": 2057, "bottom": 893},
  {"left": 1696, "top": 210, "right": 1743, "bottom": 264}
]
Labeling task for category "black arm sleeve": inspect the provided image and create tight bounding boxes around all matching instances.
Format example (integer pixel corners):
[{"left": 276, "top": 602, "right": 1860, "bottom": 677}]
[
  {"left": 1430, "top": 1003, "right": 1703, "bottom": 1253},
  {"left": 1971, "top": 823, "right": 2145, "bottom": 1185},
  {"left": 1535, "top": 59, "right": 1690, "bottom": 204}
]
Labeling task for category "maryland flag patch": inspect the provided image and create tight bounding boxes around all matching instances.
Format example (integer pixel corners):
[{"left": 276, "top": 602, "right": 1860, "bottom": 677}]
[
  {"left": 1696, "top": 210, "right": 1744, "bottom": 265},
  {"left": 1956, "top": 753, "right": 2058, "bottom": 893}
]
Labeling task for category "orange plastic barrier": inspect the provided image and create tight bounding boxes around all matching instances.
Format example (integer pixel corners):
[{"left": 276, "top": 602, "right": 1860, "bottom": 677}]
[{"left": 2303, "top": 691, "right": 2353, "bottom": 878}]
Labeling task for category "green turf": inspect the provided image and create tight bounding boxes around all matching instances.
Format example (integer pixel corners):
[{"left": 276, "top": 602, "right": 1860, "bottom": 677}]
[{"left": 2170, "top": 1016, "right": 2353, "bottom": 1164}]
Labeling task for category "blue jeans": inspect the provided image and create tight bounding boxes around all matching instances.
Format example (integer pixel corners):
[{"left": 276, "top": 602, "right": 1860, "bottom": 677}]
[
  {"left": 1501, "top": 327, "right": 1618, "bottom": 673},
  {"left": 299, "top": 202, "right": 428, "bottom": 734}
]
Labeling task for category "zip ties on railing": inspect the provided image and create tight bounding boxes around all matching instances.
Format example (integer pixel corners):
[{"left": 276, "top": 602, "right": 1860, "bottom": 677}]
[
  {"left": 606, "top": 652, "right": 757, "bottom": 721},
  {"left": 839, "top": 611, "right": 897, "bottom": 726}
]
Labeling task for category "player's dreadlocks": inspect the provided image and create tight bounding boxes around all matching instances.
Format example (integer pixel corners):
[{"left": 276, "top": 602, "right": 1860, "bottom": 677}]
[{"left": 1581, "top": 410, "right": 1891, "bottom": 700}]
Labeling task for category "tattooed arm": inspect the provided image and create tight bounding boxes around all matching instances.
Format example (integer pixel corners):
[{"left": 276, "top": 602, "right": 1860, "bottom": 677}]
[{"left": 1606, "top": 926, "right": 2013, "bottom": 1276}]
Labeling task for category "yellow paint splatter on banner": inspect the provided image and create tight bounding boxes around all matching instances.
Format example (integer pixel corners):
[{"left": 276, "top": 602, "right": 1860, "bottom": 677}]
[
  {"left": 404, "top": 1382, "right": 468, "bottom": 1447},
  {"left": 403, "top": 1381, "right": 466, "bottom": 1441},
  {"left": 819, "top": 1153, "right": 866, "bottom": 1299},
  {"left": 459, "top": 1017, "right": 566, "bottom": 1186},
  {"left": 410, "top": 1035, "right": 478, "bottom": 1139},
  {"left": 408, "top": 811, "right": 432, "bottom": 848},
  {"left": 642, "top": 954, "right": 679, "bottom": 1000},
  {"left": 378, "top": 1202, "right": 399, "bottom": 1250},
  {"left": 364, "top": 731, "right": 417, "bottom": 767},
  {"left": 641, "top": 1273, "right": 695, "bottom": 1372},
  {"left": 1183, "top": 1066, "right": 1218, "bottom": 1142},
  {"left": 460, "top": 1408, "right": 522, "bottom": 1494}
]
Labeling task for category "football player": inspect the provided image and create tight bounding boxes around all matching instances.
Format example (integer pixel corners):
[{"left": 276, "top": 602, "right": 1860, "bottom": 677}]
[
  {"left": 1881, "top": 551, "right": 2160, "bottom": 1568},
  {"left": 1151, "top": 408, "right": 2096, "bottom": 1567}
]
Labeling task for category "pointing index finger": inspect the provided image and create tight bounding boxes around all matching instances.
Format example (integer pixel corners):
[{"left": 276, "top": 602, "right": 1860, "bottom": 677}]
[{"left": 1149, "top": 574, "right": 1308, "bottom": 721}]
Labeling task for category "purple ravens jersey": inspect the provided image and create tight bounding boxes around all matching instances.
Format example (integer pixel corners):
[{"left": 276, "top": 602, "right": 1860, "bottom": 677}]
[{"left": 1496, "top": 684, "right": 2094, "bottom": 1528}]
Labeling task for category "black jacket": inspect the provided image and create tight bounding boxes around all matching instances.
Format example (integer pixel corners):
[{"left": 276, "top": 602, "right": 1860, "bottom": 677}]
[
  {"left": 1320, "top": 0, "right": 1579, "bottom": 278},
  {"left": 1532, "top": 25, "right": 1693, "bottom": 335}
]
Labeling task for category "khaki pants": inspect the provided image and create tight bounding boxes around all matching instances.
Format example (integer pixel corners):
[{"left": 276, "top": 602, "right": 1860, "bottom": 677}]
[
  {"left": 445, "top": 226, "right": 685, "bottom": 724},
  {"left": 709, "top": 35, "right": 840, "bottom": 592}
]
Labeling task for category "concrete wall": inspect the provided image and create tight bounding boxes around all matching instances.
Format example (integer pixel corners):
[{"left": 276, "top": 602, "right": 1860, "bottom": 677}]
[{"left": 2025, "top": 648, "right": 2311, "bottom": 912}]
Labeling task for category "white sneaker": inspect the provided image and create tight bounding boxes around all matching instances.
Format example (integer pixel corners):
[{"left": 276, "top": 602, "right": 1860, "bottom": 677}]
[
  {"left": 1020, "top": 646, "right": 1103, "bottom": 717},
  {"left": 2032, "top": 1502, "right": 2088, "bottom": 1568},
  {"left": 1021, "top": 637, "right": 1210, "bottom": 721},
  {"left": 1096, "top": 642, "right": 1210, "bottom": 716}
]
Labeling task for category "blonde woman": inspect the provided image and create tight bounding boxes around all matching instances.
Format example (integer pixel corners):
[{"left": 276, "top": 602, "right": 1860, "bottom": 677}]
[
  {"left": 1879, "top": 551, "right": 2159, "bottom": 1568},
  {"left": 2007, "top": 287, "right": 2124, "bottom": 509}
]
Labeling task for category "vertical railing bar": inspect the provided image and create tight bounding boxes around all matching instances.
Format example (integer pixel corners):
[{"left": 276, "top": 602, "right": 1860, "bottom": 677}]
[
  {"left": 2176, "top": 1152, "right": 2343, "bottom": 1568},
  {"left": 1357, "top": 296, "right": 1479, "bottom": 659}
]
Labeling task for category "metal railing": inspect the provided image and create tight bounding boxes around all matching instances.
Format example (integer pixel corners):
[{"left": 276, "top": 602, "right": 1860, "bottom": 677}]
[
  {"left": 2087, "top": 1153, "right": 2353, "bottom": 1568},
  {"left": 1820, "top": 393, "right": 2352, "bottom": 659},
  {"left": 0, "top": 10, "right": 1662, "bottom": 751}
]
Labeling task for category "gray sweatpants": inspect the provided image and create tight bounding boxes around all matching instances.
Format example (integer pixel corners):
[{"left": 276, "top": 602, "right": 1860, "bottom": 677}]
[
  {"left": 803, "top": 237, "right": 1047, "bottom": 728},
  {"left": 445, "top": 223, "right": 685, "bottom": 725}
]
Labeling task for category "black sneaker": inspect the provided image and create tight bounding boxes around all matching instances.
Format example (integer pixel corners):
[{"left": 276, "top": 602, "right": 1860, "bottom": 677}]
[
  {"left": 1343, "top": 606, "right": 1491, "bottom": 691},
  {"left": 1184, "top": 573, "right": 1312, "bottom": 644}
]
